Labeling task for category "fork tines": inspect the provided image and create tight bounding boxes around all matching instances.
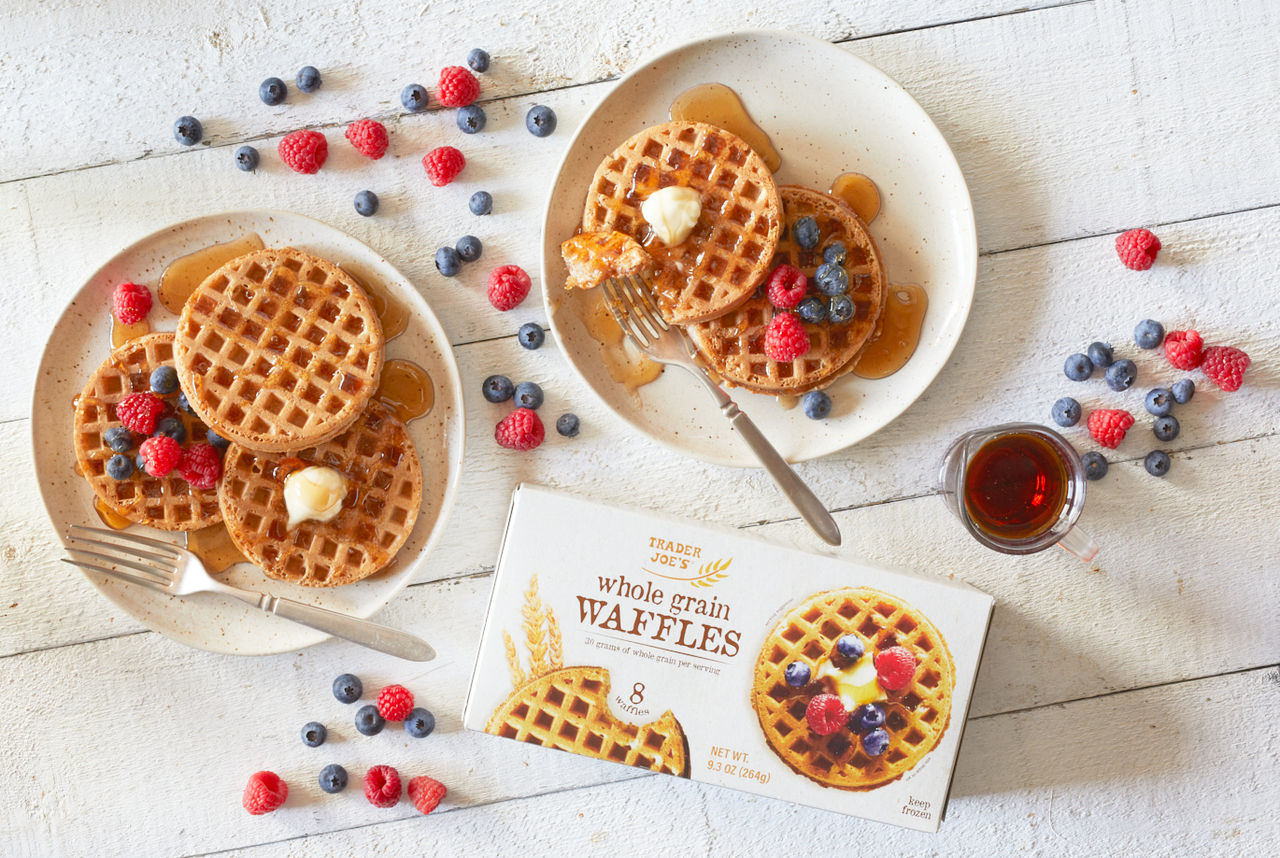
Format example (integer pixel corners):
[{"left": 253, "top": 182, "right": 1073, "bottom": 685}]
[
  {"left": 601, "top": 275, "right": 669, "bottom": 348},
  {"left": 63, "top": 524, "right": 181, "bottom": 591}
]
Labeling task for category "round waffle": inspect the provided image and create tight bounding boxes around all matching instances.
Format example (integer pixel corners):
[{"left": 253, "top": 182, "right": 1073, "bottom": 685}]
[
  {"left": 580, "top": 120, "right": 782, "bottom": 325},
  {"left": 751, "top": 587, "right": 955, "bottom": 791},
  {"left": 687, "top": 185, "right": 887, "bottom": 395},
  {"left": 217, "top": 401, "right": 422, "bottom": 587},
  {"left": 72, "top": 333, "right": 222, "bottom": 531},
  {"left": 174, "top": 247, "right": 384, "bottom": 453}
]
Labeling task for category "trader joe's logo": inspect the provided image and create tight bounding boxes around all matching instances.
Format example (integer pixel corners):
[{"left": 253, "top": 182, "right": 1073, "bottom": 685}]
[{"left": 643, "top": 536, "right": 731, "bottom": 587}]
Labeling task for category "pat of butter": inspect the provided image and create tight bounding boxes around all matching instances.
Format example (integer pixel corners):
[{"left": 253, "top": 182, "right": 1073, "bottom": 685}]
[
  {"left": 283, "top": 466, "right": 348, "bottom": 530},
  {"left": 815, "top": 655, "right": 886, "bottom": 711},
  {"left": 640, "top": 186, "right": 702, "bottom": 246}
]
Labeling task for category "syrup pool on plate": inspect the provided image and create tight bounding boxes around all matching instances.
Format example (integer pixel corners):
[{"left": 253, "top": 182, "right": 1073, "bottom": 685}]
[
  {"left": 93, "top": 497, "right": 132, "bottom": 530},
  {"left": 159, "top": 233, "right": 265, "bottom": 314},
  {"left": 668, "top": 83, "right": 782, "bottom": 173},
  {"left": 343, "top": 267, "right": 409, "bottom": 340},
  {"left": 851, "top": 284, "right": 928, "bottom": 380},
  {"left": 830, "top": 172, "right": 881, "bottom": 223},
  {"left": 374, "top": 359, "right": 434, "bottom": 422},
  {"left": 185, "top": 524, "right": 247, "bottom": 573},
  {"left": 578, "top": 289, "right": 663, "bottom": 393}
]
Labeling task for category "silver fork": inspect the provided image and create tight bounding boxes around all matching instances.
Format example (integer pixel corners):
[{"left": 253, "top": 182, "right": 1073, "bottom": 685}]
[
  {"left": 601, "top": 276, "right": 842, "bottom": 546},
  {"left": 63, "top": 525, "right": 436, "bottom": 661}
]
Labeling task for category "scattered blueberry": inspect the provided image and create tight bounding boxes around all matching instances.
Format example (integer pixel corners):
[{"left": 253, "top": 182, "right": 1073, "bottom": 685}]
[
  {"left": 234, "top": 145, "right": 259, "bottom": 172},
  {"left": 1144, "top": 450, "right": 1171, "bottom": 477},
  {"left": 469, "top": 191, "right": 493, "bottom": 216},
  {"left": 354, "top": 704, "right": 385, "bottom": 736},
  {"left": 828, "top": 295, "right": 854, "bottom": 324},
  {"left": 466, "top": 48, "right": 491, "bottom": 73},
  {"left": 295, "top": 66, "right": 322, "bottom": 93},
  {"left": 861, "top": 728, "right": 891, "bottom": 756},
  {"left": 784, "top": 661, "right": 811, "bottom": 687},
  {"left": 1171, "top": 379, "right": 1195, "bottom": 404},
  {"left": 318, "top": 763, "right": 348, "bottom": 794},
  {"left": 814, "top": 262, "right": 849, "bottom": 296},
  {"left": 173, "top": 115, "right": 202, "bottom": 146},
  {"left": 456, "top": 235, "right": 483, "bottom": 263},
  {"left": 1105, "top": 358, "right": 1137, "bottom": 391},
  {"left": 514, "top": 381, "right": 543, "bottom": 410},
  {"left": 1064, "top": 353, "right": 1093, "bottom": 382},
  {"left": 525, "top": 105, "right": 557, "bottom": 137},
  {"left": 106, "top": 454, "right": 134, "bottom": 480},
  {"left": 353, "top": 190, "right": 378, "bottom": 217},
  {"left": 176, "top": 392, "right": 195, "bottom": 414},
  {"left": 1082, "top": 451, "right": 1108, "bottom": 481},
  {"left": 518, "top": 323, "right": 545, "bottom": 350},
  {"left": 1153, "top": 415, "right": 1180, "bottom": 442},
  {"left": 556, "top": 413, "right": 580, "bottom": 437},
  {"left": 301, "top": 721, "right": 327, "bottom": 747},
  {"left": 792, "top": 216, "right": 820, "bottom": 249},
  {"left": 822, "top": 242, "right": 847, "bottom": 265},
  {"left": 852, "top": 703, "right": 885, "bottom": 732},
  {"left": 1051, "top": 397, "right": 1081, "bottom": 427},
  {"left": 104, "top": 427, "right": 133, "bottom": 453},
  {"left": 259, "top": 77, "right": 287, "bottom": 106},
  {"left": 835, "top": 635, "right": 864, "bottom": 660},
  {"left": 401, "top": 83, "right": 429, "bottom": 112},
  {"left": 150, "top": 366, "right": 179, "bottom": 395},
  {"left": 154, "top": 416, "right": 186, "bottom": 444},
  {"left": 1087, "top": 341, "right": 1114, "bottom": 368},
  {"left": 1144, "top": 388, "right": 1173, "bottom": 417},
  {"left": 802, "top": 391, "right": 832, "bottom": 420},
  {"left": 206, "top": 429, "right": 230, "bottom": 451},
  {"left": 796, "top": 296, "right": 827, "bottom": 324},
  {"left": 435, "top": 246, "right": 462, "bottom": 277},
  {"left": 456, "top": 104, "right": 486, "bottom": 134},
  {"left": 332, "top": 673, "right": 362, "bottom": 704},
  {"left": 404, "top": 708, "right": 436, "bottom": 738},
  {"left": 483, "top": 375, "right": 515, "bottom": 403},
  {"left": 1134, "top": 319, "right": 1165, "bottom": 349}
]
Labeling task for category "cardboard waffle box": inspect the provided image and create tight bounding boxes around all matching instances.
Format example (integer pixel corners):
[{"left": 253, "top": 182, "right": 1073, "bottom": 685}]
[{"left": 462, "top": 485, "right": 993, "bottom": 832}]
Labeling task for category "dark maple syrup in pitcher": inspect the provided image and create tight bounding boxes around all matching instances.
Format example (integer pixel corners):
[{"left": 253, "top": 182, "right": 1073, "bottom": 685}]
[{"left": 963, "top": 432, "right": 1068, "bottom": 541}]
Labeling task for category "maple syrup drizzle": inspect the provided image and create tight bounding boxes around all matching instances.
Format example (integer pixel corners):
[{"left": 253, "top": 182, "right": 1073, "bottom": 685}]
[
  {"left": 579, "top": 290, "right": 663, "bottom": 393},
  {"left": 93, "top": 497, "right": 132, "bottom": 531},
  {"left": 159, "top": 233, "right": 265, "bottom": 314},
  {"left": 110, "top": 317, "right": 151, "bottom": 347},
  {"left": 344, "top": 268, "right": 409, "bottom": 340},
  {"left": 830, "top": 173, "right": 881, "bottom": 223},
  {"left": 373, "top": 359, "right": 434, "bottom": 423},
  {"left": 775, "top": 395, "right": 799, "bottom": 411},
  {"left": 669, "top": 83, "right": 782, "bottom": 173},
  {"left": 852, "top": 284, "right": 928, "bottom": 380},
  {"left": 184, "top": 524, "right": 247, "bottom": 573}
]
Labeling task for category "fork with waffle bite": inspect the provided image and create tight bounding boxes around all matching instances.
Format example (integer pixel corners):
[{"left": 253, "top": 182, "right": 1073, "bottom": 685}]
[{"left": 601, "top": 275, "right": 841, "bottom": 546}]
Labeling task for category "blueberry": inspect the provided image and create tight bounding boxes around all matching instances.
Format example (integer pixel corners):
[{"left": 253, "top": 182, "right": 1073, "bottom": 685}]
[
  {"left": 467, "top": 48, "right": 491, "bottom": 73},
  {"left": 259, "top": 77, "right": 287, "bottom": 106},
  {"left": 106, "top": 454, "right": 134, "bottom": 480},
  {"left": 150, "top": 366, "right": 179, "bottom": 395},
  {"left": 401, "top": 83, "right": 429, "bottom": 112},
  {"left": 802, "top": 391, "right": 832, "bottom": 420},
  {"left": 852, "top": 703, "right": 885, "bottom": 732},
  {"left": 1134, "top": 319, "right": 1165, "bottom": 349},
  {"left": 353, "top": 190, "right": 379, "bottom": 217},
  {"left": 206, "top": 429, "right": 230, "bottom": 451},
  {"left": 318, "top": 763, "right": 348, "bottom": 794},
  {"left": 514, "top": 381, "right": 543, "bottom": 410},
  {"left": 814, "top": 262, "right": 849, "bottom": 296},
  {"left": 861, "top": 728, "right": 890, "bottom": 756},
  {"left": 173, "top": 115, "right": 202, "bottom": 146},
  {"left": 525, "top": 105, "right": 557, "bottom": 137},
  {"left": 1144, "top": 388, "right": 1173, "bottom": 417},
  {"left": 1087, "top": 341, "right": 1114, "bottom": 368},
  {"left": 1105, "top": 358, "right": 1137, "bottom": 391},
  {"left": 234, "top": 145, "right": 259, "bottom": 172},
  {"left": 1081, "top": 451, "right": 1108, "bottom": 481},
  {"left": 828, "top": 295, "right": 854, "bottom": 324},
  {"left": 518, "top": 323, "right": 545, "bottom": 350},
  {"left": 456, "top": 235, "right": 483, "bottom": 263},
  {"left": 404, "top": 708, "right": 436, "bottom": 738},
  {"left": 792, "top": 216, "right": 820, "bottom": 249},
  {"left": 482, "top": 375, "right": 515, "bottom": 403},
  {"left": 301, "top": 721, "right": 327, "bottom": 747},
  {"left": 332, "top": 673, "right": 362, "bottom": 704},
  {"left": 556, "top": 413, "right": 580, "bottom": 437},
  {"left": 835, "top": 635, "right": 864, "bottom": 660},
  {"left": 796, "top": 296, "right": 827, "bottom": 324},
  {"left": 1064, "top": 353, "right": 1093, "bottom": 382},
  {"left": 295, "top": 66, "right": 322, "bottom": 93},
  {"left": 435, "top": 246, "right": 462, "bottom": 277},
  {"left": 784, "top": 661, "right": 811, "bottom": 687},
  {"left": 1172, "top": 379, "right": 1195, "bottom": 404},
  {"left": 456, "top": 105, "right": 486, "bottom": 134},
  {"left": 154, "top": 417, "right": 186, "bottom": 444},
  {"left": 1144, "top": 450, "right": 1171, "bottom": 477},
  {"left": 354, "top": 704, "right": 385, "bottom": 736},
  {"left": 469, "top": 191, "right": 493, "bottom": 216},
  {"left": 135, "top": 453, "right": 146, "bottom": 473},
  {"left": 1153, "top": 415, "right": 1180, "bottom": 442},
  {"left": 104, "top": 427, "right": 133, "bottom": 453},
  {"left": 822, "top": 242, "right": 847, "bottom": 265},
  {"left": 176, "top": 392, "right": 195, "bottom": 414},
  {"left": 1051, "top": 397, "right": 1081, "bottom": 427}
]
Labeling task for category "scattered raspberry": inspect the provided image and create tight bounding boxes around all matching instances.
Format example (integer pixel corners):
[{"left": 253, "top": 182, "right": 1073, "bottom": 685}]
[
  {"left": 423, "top": 146, "right": 465, "bottom": 186},
  {"left": 242, "top": 771, "right": 288, "bottom": 815},
  {"left": 873, "top": 647, "right": 918, "bottom": 691},
  {"left": 495, "top": 408, "right": 545, "bottom": 451},
  {"left": 179, "top": 442, "right": 223, "bottom": 489},
  {"left": 1201, "top": 345, "right": 1250, "bottom": 392},
  {"left": 766, "top": 264, "right": 807, "bottom": 309},
  {"left": 139, "top": 435, "right": 182, "bottom": 477},
  {"left": 763, "top": 312, "right": 810, "bottom": 362},
  {"left": 804, "top": 694, "right": 847, "bottom": 736},
  {"left": 437, "top": 66, "right": 480, "bottom": 108},
  {"left": 278, "top": 130, "right": 328, "bottom": 174},
  {"left": 364, "top": 765, "right": 401, "bottom": 808},
  {"left": 376, "top": 684, "right": 414, "bottom": 721},
  {"left": 112, "top": 282, "right": 152, "bottom": 324},
  {"left": 1115, "top": 228, "right": 1161, "bottom": 271},
  {"left": 407, "top": 775, "right": 447, "bottom": 816},
  {"left": 115, "top": 392, "right": 165, "bottom": 434},
  {"left": 487, "top": 264, "right": 532, "bottom": 311},
  {"left": 1163, "top": 329, "right": 1204, "bottom": 370},
  {"left": 344, "top": 119, "right": 388, "bottom": 160},
  {"left": 1087, "top": 408, "right": 1135, "bottom": 449}
]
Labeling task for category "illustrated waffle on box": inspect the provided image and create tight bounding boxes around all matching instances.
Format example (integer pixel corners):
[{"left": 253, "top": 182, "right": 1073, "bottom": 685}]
[{"left": 464, "top": 485, "right": 993, "bottom": 832}]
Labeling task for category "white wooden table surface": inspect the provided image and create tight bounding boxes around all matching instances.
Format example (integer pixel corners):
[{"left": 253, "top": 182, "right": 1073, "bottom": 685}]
[{"left": 3, "top": 1, "right": 1279, "bottom": 855}]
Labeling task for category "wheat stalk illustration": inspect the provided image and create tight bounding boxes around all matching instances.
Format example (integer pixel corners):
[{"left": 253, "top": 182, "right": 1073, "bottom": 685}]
[
  {"left": 547, "top": 610, "right": 564, "bottom": 671},
  {"left": 522, "top": 574, "right": 549, "bottom": 678},
  {"left": 503, "top": 631, "right": 526, "bottom": 688},
  {"left": 691, "top": 558, "right": 732, "bottom": 587}
]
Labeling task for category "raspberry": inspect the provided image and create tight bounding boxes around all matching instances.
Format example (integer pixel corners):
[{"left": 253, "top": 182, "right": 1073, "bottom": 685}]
[
  {"left": 115, "top": 393, "right": 164, "bottom": 434},
  {"left": 487, "top": 264, "right": 532, "bottom": 311},
  {"left": 495, "top": 408, "right": 545, "bottom": 451},
  {"left": 1163, "top": 329, "right": 1204, "bottom": 370},
  {"left": 423, "top": 146, "right": 465, "bottom": 186},
  {"left": 179, "top": 442, "right": 222, "bottom": 489},
  {"left": 437, "top": 65, "right": 480, "bottom": 108},
  {"left": 1115, "top": 228, "right": 1161, "bottom": 271},
  {"left": 278, "top": 130, "right": 328, "bottom": 174},
  {"left": 344, "top": 119, "right": 388, "bottom": 160},
  {"left": 407, "top": 775, "right": 447, "bottom": 816},
  {"left": 1201, "top": 345, "right": 1250, "bottom": 392},
  {"left": 112, "top": 282, "right": 152, "bottom": 324},
  {"left": 376, "top": 684, "right": 414, "bottom": 721},
  {"left": 242, "top": 771, "right": 288, "bottom": 815},
  {"left": 364, "top": 765, "right": 401, "bottom": 808},
  {"left": 139, "top": 435, "right": 182, "bottom": 477},
  {"left": 804, "top": 693, "right": 847, "bottom": 736},
  {"left": 765, "top": 264, "right": 807, "bottom": 309},
  {"left": 873, "top": 647, "right": 918, "bottom": 691},
  {"left": 1087, "top": 408, "right": 1135, "bottom": 449},
  {"left": 763, "top": 312, "right": 810, "bottom": 362}
]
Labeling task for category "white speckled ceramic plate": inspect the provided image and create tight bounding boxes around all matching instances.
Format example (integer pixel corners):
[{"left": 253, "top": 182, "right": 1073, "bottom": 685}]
[
  {"left": 32, "top": 211, "right": 465, "bottom": 655},
  {"left": 542, "top": 30, "right": 977, "bottom": 466}
]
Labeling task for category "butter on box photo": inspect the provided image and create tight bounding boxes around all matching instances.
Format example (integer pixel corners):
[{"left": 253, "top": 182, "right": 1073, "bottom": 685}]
[{"left": 463, "top": 485, "right": 994, "bottom": 832}]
